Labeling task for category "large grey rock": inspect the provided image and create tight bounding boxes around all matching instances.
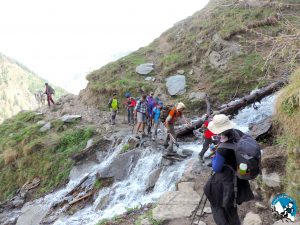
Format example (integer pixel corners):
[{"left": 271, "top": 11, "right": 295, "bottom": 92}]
[
  {"left": 16, "top": 204, "right": 48, "bottom": 225},
  {"left": 99, "top": 149, "right": 142, "bottom": 181},
  {"left": 146, "top": 168, "right": 162, "bottom": 191},
  {"left": 249, "top": 117, "right": 272, "bottom": 139},
  {"left": 135, "top": 63, "right": 154, "bottom": 75},
  {"left": 166, "top": 75, "right": 186, "bottom": 96},
  {"left": 242, "top": 212, "right": 262, "bottom": 225},
  {"left": 262, "top": 169, "right": 281, "bottom": 188},
  {"left": 189, "top": 92, "right": 206, "bottom": 102},
  {"left": 60, "top": 114, "right": 82, "bottom": 122},
  {"left": 152, "top": 191, "right": 200, "bottom": 221},
  {"left": 40, "top": 122, "right": 51, "bottom": 132}
]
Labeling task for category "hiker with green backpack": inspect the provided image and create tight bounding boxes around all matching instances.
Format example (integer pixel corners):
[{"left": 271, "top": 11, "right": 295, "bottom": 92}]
[
  {"left": 203, "top": 114, "right": 259, "bottom": 225},
  {"left": 108, "top": 93, "right": 119, "bottom": 125}
]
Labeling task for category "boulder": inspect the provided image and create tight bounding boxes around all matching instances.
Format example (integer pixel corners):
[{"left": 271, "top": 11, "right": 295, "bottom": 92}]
[
  {"left": 145, "top": 76, "right": 152, "bottom": 81},
  {"left": 177, "top": 182, "right": 195, "bottom": 192},
  {"left": 182, "top": 149, "right": 194, "bottom": 156},
  {"left": 249, "top": 117, "right": 272, "bottom": 139},
  {"left": 189, "top": 92, "right": 206, "bottom": 102},
  {"left": 152, "top": 191, "right": 200, "bottom": 221},
  {"left": 99, "top": 149, "right": 142, "bottom": 181},
  {"left": 242, "top": 212, "right": 262, "bottom": 225},
  {"left": 261, "top": 146, "right": 286, "bottom": 174},
  {"left": 40, "top": 122, "right": 51, "bottom": 132},
  {"left": 11, "top": 197, "right": 25, "bottom": 208},
  {"left": 135, "top": 63, "right": 154, "bottom": 75},
  {"left": 146, "top": 168, "right": 163, "bottom": 191},
  {"left": 60, "top": 115, "right": 82, "bottom": 123},
  {"left": 16, "top": 204, "right": 48, "bottom": 225},
  {"left": 262, "top": 169, "right": 281, "bottom": 188},
  {"left": 127, "top": 137, "right": 140, "bottom": 150},
  {"left": 166, "top": 75, "right": 186, "bottom": 96}
]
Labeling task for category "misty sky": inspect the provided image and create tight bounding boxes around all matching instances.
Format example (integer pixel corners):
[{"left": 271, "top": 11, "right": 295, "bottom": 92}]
[{"left": 0, "top": 0, "right": 209, "bottom": 94}]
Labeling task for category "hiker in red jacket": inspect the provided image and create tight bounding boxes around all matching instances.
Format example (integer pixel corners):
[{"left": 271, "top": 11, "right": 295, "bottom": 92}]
[
  {"left": 198, "top": 114, "right": 216, "bottom": 163},
  {"left": 44, "top": 83, "right": 55, "bottom": 108}
]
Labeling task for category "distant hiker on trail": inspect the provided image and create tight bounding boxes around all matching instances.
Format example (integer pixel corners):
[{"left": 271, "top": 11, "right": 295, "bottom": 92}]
[
  {"left": 152, "top": 102, "right": 163, "bottom": 140},
  {"left": 44, "top": 83, "right": 55, "bottom": 108},
  {"left": 198, "top": 114, "right": 216, "bottom": 163},
  {"left": 146, "top": 92, "right": 156, "bottom": 134},
  {"left": 164, "top": 102, "right": 188, "bottom": 153},
  {"left": 204, "top": 114, "right": 254, "bottom": 225},
  {"left": 134, "top": 95, "right": 148, "bottom": 136},
  {"left": 108, "top": 93, "right": 119, "bottom": 125},
  {"left": 126, "top": 95, "right": 136, "bottom": 125}
]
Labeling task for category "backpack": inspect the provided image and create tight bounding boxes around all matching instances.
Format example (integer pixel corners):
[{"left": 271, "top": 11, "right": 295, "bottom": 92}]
[
  {"left": 160, "top": 105, "right": 174, "bottom": 123},
  {"left": 108, "top": 98, "right": 118, "bottom": 110},
  {"left": 48, "top": 86, "right": 55, "bottom": 95},
  {"left": 219, "top": 130, "right": 261, "bottom": 180}
]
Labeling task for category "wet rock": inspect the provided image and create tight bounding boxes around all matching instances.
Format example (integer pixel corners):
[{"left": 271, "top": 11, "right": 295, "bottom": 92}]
[
  {"left": 189, "top": 92, "right": 206, "bottom": 102},
  {"left": 136, "top": 63, "right": 154, "bottom": 75},
  {"left": 152, "top": 191, "right": 200, "bottom": 221},
  {"left": 37, "top": 120, "right": 46, "bottom": 126},
  {"left": 242, "top": 212, "right": 262, "bottom": 225},
  {"left": 60, "top": 114, "right": 82, "bottom": 122},
  {"left": 146, "top": 168, "right": 162, "bottom": 191},
  {"left": 177, "top": 182, "right": 195, "bottom": 192},
  {"left": 166, "top": 75, "right": 186, "bottom": 96},
  {"left": 100, "top": 149, "right": 142, "bottom": 181},
  {"left": 177, "top": 69, "right": 185, "bottom": 74},
  {"left": 145, "top": 76, "right": 152, "bottom": 81},
  {"left": 40, "top": 122, "right": 51, "bottom": 132},
  {"left": 262, "top": 169, "right": 281, "bottom": 188},
  {"left": 127, "top": 136, "right": 140, "bottom": 150},
  {"left": 182, "top": 149, "right": 194, "bottom": 156},
  {"left": 249, "top": 117, "right": 272, "bottom": 139},
  {"left": 95, "top": 194, "right": 110, "bottom": 211},
  {"left": 16, "top": 203, "right": 48, "bottom": 225},
  {"left": 11, "top": 197, "right": 25, "bottom": 208}
]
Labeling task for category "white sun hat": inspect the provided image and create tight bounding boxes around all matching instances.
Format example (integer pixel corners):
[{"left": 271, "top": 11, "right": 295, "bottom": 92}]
[
  {"left": 177, "top": 102, "right": 186, "bottom": 110},
  {"left": 208, "top": 114, "right": 235, "bottom": 134}
]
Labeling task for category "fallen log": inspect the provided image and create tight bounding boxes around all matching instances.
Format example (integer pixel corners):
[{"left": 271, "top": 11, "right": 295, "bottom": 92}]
[
  {"left": 218, "top": 80, "right": 285, "bottom": 115},
  {"left": 176, "top": 80, "right": 285, "bottom": 137}
]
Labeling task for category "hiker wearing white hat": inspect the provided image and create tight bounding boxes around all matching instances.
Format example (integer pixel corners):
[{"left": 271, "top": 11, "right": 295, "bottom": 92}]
[{"left": 203, "top": 114, "right": 254, "bottom": 225}]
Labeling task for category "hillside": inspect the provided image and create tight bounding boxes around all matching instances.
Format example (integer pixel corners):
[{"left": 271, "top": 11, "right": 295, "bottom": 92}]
[
  {"left": 0, "top": 53, "right": 67, "bottom": 123},
  {"left": 80, "top": 0, "right": 299, "bottom": 112}
]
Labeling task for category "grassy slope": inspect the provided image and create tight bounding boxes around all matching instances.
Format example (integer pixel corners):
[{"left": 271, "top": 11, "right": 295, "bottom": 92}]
[
  {"left": 275, "top": 68, "right": 300, "bottom": 204},
  {"left": 0, "top": 111, "right": 94, "bottom": 201},
  {"left": 80, "top": 0, "right": 299, "bottom": 111}
]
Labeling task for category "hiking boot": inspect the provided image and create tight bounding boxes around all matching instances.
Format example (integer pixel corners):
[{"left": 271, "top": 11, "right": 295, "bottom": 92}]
[{"left": 198, "top": 155, "right": 205, "bottom": 163}]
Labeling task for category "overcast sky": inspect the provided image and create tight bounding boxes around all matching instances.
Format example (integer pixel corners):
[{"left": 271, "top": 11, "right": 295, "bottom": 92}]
[{"left": 0, "top": 0, "right": 209, "bottom": 94}]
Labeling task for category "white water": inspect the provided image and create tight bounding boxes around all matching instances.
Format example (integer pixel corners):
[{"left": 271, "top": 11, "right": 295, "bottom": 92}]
[{"left": 3, "top": 94, "right": 277, "bottom": 225}]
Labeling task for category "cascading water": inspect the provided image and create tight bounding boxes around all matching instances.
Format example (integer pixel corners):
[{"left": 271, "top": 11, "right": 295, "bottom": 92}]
[{"left": 2, "top": 94, "right": 277, "bottom": 225}]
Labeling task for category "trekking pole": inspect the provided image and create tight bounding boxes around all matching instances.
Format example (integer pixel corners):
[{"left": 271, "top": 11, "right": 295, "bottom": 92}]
[
  {"left": 169, "top": 132, "right": 179, "bottom": 147},
  {"left": 196, "top": 196, "right": 208, "bottom": 225},
  {"left": 190, "top": 192, "right": 206, "bottom": 225}
]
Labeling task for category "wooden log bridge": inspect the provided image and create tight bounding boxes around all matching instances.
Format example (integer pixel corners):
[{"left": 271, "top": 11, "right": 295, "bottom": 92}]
[{"left": 176, "top": 80, "right": 285, "bottom": 137}]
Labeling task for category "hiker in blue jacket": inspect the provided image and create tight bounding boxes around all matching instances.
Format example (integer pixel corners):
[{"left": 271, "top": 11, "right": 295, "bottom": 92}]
[
  {"left": 151, "top": 101, "right": 163, "bottom": 140},
  {"left": 204, "top": 114, "right": 254, "bottom": 225}
]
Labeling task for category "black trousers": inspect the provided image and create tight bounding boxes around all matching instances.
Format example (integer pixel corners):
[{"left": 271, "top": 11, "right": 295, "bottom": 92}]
[
  {"left": 212, "top": 206, "right": 241, "bottom": 225},
  {"left": 199, "top": 137, "right": 213, "bottom": 158}
]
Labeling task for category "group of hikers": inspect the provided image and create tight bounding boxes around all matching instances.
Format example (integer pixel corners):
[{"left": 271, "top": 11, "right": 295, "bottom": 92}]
[
  {"left": 109, "top": 91, "right": 260, "bottom": 225},
  {"left": 108, "top": 91, "right": 189, "bottom": 153}
]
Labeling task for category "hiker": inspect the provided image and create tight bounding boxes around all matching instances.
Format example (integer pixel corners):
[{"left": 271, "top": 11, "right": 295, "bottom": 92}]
[
  {"left": 146, "top": 92, "right": 156, "bottom": 134},
  {"left": 204, "top": 114, "right": 254, "bottom": 225},
  {"left": 126, "top": 96, "right": 136, "bottom": 125},
  {"left": 134, "top": 94, "right": 148, "bottom": 135},
  {"left": 152, "top": 102, "right": 163, "bottom": 140},
  {"left": 44, "top": 83, "right": 55, "bottom": 108},
  {"left": 198, "top": 114, "right": 216, "bottom": 163},
  {"left": 164, "top": 102, "right": 188, "bottom": 153},
  {"left": 108, "top": 93, "right": 119, "bottom": 125}
]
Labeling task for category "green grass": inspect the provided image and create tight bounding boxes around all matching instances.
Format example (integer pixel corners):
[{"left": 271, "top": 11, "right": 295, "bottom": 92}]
[
  {"left": 121, "top": 144, "right": 130, "bottom": 153},
  {"left": 0, "top": 111, "right": 94, "bottom": 201},
  {"left": 94, "top": 179, "right": 103, "bottom": 190},
  {"left": 135, "top": 209, "right": 163, "bottom": 225}
]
